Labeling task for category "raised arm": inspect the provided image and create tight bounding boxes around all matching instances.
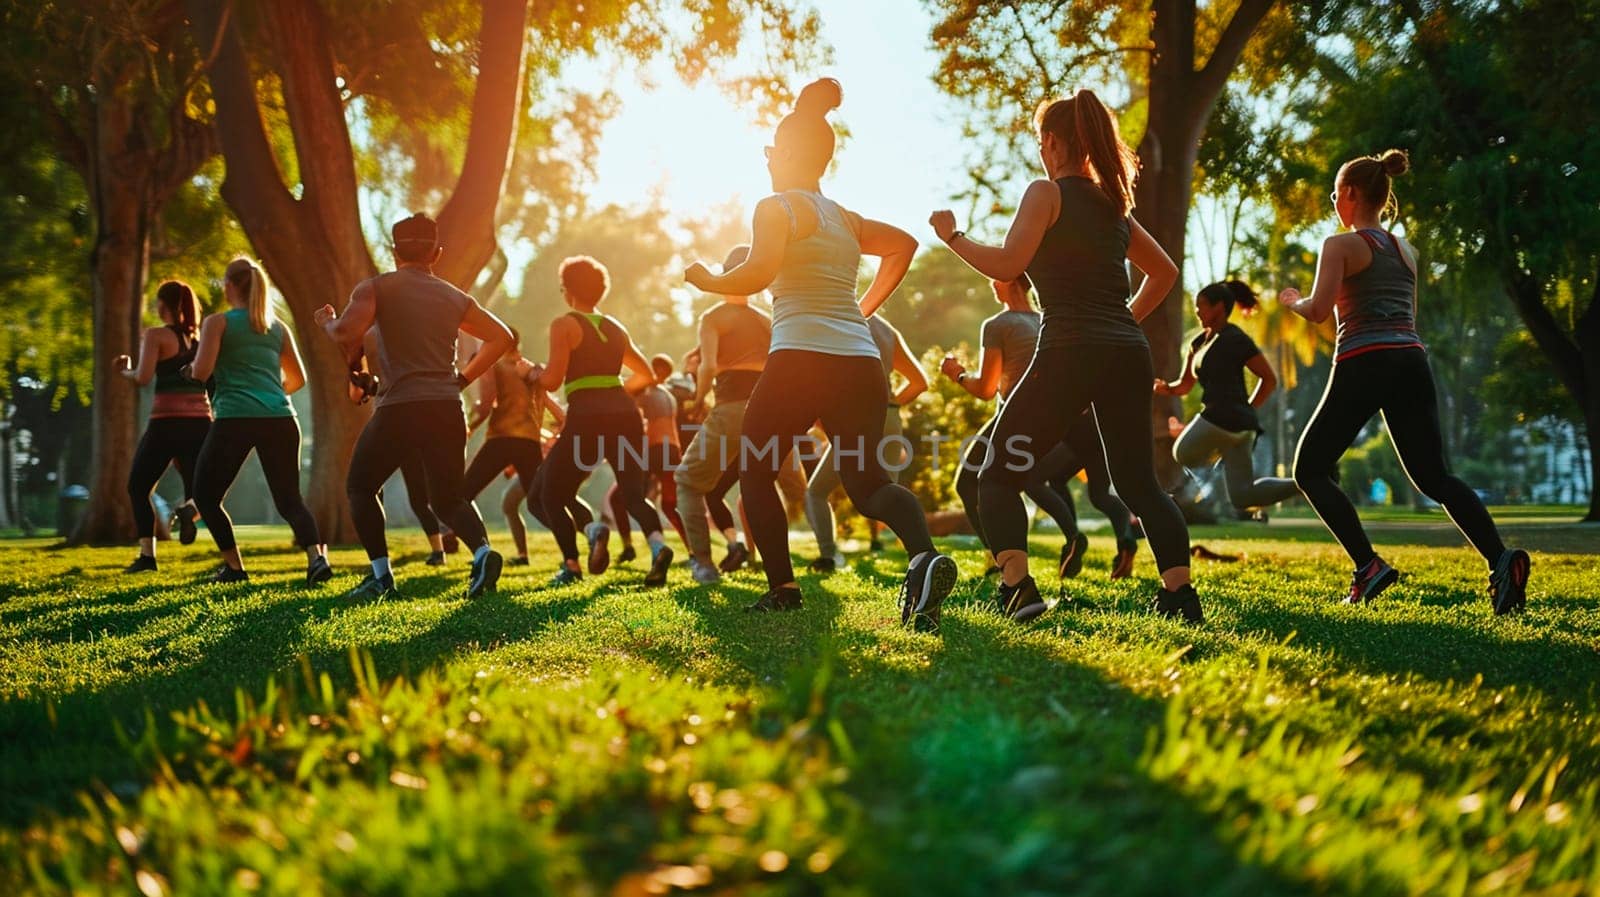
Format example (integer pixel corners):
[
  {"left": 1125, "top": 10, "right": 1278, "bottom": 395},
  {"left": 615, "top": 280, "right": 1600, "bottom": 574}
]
[
  {"left": 315, "top": 279, "right": 378, "bottom": 355},
  {"left": 685, "top": 198, "right": 789, "bottom": 296},
  {"left": 185, "top": 315, "right": 227, "bottom": 383},
  {"left": 279, "top": 327, "right": 308, "bottom": 395},
  {"left": 850, "top": 213, "right": 918, "bottom": 318},
  {"left": 930, "top": 179, "right": 1057, "bottom": 283},
  {"left": 457, "top": 302, "right": 514, "bottom": 385},
  {"left": 1126, "top": 218, "right": 1180, "bottom": 324},
  {"left": 1278, "top": 235, "right": 1351, "bottom": 324},
  {"left": 888, "top": 328, "right": 929, "bottom": 406}
]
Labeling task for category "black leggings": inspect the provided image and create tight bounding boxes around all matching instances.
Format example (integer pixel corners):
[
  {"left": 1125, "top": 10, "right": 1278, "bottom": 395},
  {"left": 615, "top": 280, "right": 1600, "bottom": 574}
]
[
  {"left": 527, "top": 462, "right": 594, "bottom": 533},
  {"left": 128, "top": 417, "right": 209, "bottom": 538},
  {"left": 347, "top": 400, "right": 487, "bottom": 561},
  {"left": 1037, "top": 421, "right": 1137, "bottom": 546},
  {"left": 707, "top": 467, "right": 740, "bottom": 533},
  {"left": 1293, "top": 347, "right": 1505, "bottom": 567},
  {"left": 193, "top": 416, "right": 320, "bottom": 552},
  {"left": 538, "top": 391, "right": 663, "bottom": 562},
  {"left": 979, "top": 344, "right": 1189, "bottom": 573},
  {"left": 464, "top": 436, "right": 542, "bottom": 500},
  {"left": 740, "top": 350, "right": 933, "bottom": 589},
  {"left": 398, "top": 453, "right": 441, "bottom": 536}
]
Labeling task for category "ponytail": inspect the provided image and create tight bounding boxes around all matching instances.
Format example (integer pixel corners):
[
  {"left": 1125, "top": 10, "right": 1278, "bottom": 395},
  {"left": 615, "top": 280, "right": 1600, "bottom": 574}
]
[
  {"left": 1339, "top": 148, "right": 1410, "bottom": 223},
  {"left": 225, "top": 257, "right": 271, "bottom": 334},
  {"left": 155, "top": 280, "right": 199, "bottom": 335},
  {"left": 1199, "top": 279, "right": 1260, "bottom": 318},
  {"left": 1034, "top": 89, "right": 1139, "bottom": 216},
  {"left": 772, "top": 77, "right": 843, "bottom": 180}
]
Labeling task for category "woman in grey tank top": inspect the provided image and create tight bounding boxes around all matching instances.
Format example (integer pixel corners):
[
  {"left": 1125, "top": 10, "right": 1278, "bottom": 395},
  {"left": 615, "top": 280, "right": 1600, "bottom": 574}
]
[
  {"left": 1279, "top": 149, "right": 1528, "bottom": 613},
  {"left": 683, "top": 78, "right": 956, "bottom": 628}
]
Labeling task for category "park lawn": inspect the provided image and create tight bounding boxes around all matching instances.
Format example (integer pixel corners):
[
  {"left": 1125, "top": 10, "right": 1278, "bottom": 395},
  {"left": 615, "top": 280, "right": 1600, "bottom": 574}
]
[{"left": 0, "top": 520, "right": 1597, "bottom": 895}]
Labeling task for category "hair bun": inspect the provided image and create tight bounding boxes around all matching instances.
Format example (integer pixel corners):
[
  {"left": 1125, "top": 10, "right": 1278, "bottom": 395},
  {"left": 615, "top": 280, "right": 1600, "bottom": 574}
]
[
  {"left": 1379, "top": 149, "right": 1410, "bottom": 177},
  {"left": 1224, "top": 279, "right": 1259, "bottom": 312},
  {"left": 795, "top": 78, "right": 842, "bottom": 117}
]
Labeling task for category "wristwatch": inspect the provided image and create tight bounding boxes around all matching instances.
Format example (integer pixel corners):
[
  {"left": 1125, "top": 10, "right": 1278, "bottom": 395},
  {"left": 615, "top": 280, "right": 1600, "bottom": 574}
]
[
  {"left": 946, "top": 230, "right": 965, "bottom": 244},
  {"left": 956, "top": 371, "right": 969, "bottom": 383}
]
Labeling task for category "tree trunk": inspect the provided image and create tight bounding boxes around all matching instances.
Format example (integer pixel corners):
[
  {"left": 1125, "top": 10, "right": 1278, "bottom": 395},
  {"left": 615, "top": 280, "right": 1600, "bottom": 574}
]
[{"left": 1576, "top": 280, "right": 1600, "bottom": 522}]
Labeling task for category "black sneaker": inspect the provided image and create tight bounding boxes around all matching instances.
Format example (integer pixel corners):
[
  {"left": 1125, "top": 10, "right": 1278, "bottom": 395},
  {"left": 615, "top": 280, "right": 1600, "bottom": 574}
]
[
  {"left": 1488, "top": 548, "right": 1531, "bottom": 616},
  {"left": 124, "top": 555, "right": 158, "bottom": 574},
  {"left": 586, "top": 524, "right": 611, "bottom": 575},
  {"left": 424, "top": 551, "right": 446, "bottom": 567},
  {"left": 507, "top": 555, "right": 530, "bottom": 567},
  {"left": 468, "top": 550, "right": 504, "bottom": 599},
  {"left": 211, "top": 564, "right": 249, "bottom": 584},
  {"left": 344, "top": 572, "right": 398, "bottom": 602},
  {"left": 719, "top": 541, "right": 750, "bottom": 573},
  {"left": 746, "top": 586, "right": 803, "bottom": 612},
  {"left": 1058, "top": 531, "right": 1089, "bottom": 579},
  {"left": 1345, "top": 556, "right": 1399, "bottom": 605},
  {"left": 808, "top": 553, "right": 845, "bottom": 574},
  {"left": 998, "top": 575, "right": 1049, "bottom": 623},
  {"left": 172, "top": 504, "right": 198, "bottom": 545},
  {"left": 1150, "top": 584, "right": 1203, "bottom": 623},
  {"left": 1110, "top": 540, "right": 1137, "bottom": 580},
  {"left": 644, "top": 545, "right": 674, "bottom": 587},
  {"left": 305, "top": 555, "right": 333, "bottom": 587},
  {"left": 900, "top": 552, "right": 958, "bottom": 630},
  {"left": 618, "top": 544, "right": 637, "bottom": 564},
  {"left": 549, "top": 566, "right": 582, "bottom": 587}
]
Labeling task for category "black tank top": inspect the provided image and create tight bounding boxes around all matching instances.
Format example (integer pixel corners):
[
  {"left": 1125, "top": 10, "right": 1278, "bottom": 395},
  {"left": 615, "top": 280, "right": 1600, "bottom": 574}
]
[
  {"left": 154, "top": 326, "right": 204, "bottom": 394},
  {"left": 1026, "top": 177, "right": 1145, "bottom": 350},
  {"left": 564, "top": 312, "right": 633, "bottom": 412}
]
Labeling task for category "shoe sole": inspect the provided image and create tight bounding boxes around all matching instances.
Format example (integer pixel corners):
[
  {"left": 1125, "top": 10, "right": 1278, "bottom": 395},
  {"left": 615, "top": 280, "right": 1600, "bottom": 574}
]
[
  {"left": 1348, "top": 565, "right": 1400, "bottom": 604},
  {"left": 1494, "top": 549, "right": 1531, "bottom": 615},
  {"left": 469, "top": 552, "right": 504, "bottom": 599},
  {"left": 306, "top": 563, "right": 333, "bottom": 587},
  {"left": 910, "top": 555, "right": 958, "bottom": 627},
  {"left": 719, "top": 547, "right": 749, "bottom": 573},
  {"left": 1008, "top": 599, "right": 1050, "bottom": 623},
  {"left": 1060, "top": 533, "right": 1088, "bottom": 579},
  {"left": 645, "top": 548, "right": 674, "bottom": 586},
  {"left": 1110, "top": 546, "right": 1136, "bottom": 580},
  {"left": 587, "top": 526, "right": 611, "bottom": 575}
]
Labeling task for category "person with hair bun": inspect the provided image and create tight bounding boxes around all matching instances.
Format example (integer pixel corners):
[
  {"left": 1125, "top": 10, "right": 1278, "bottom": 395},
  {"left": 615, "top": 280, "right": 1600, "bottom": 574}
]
[
  {"left": 1279, "top": 150, "right": 1530, "bottom": 613},
  {"left": 1158, "top": 279, "right": 1300, "bottom": 515},
  {"left": 685, "top": 77, "right": 957, "bottom": 626},
  {"left": 116, "top": 280, "right": 212, "bottom": 572},
  {"left": 931, "top": 88, "right": 1202, "bottom": 624},
  {"left": 186, "top": 258, "right": 331, "bottom": 586}
]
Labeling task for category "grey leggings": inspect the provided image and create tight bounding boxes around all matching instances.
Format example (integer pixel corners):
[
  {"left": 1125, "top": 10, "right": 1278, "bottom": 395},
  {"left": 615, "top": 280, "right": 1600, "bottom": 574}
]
[
  {"left": 805, "top": 406, "right": 905, "bottom": 557},
  {"left": 1172, "top": 414, "right": 1299, "bottom": 511}
]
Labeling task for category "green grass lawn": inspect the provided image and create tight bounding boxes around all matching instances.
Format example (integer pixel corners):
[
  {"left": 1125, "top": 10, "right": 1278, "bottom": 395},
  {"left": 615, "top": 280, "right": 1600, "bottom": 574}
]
[{"left": 1, "top": 515, "right": 1597, "bottom": 895}]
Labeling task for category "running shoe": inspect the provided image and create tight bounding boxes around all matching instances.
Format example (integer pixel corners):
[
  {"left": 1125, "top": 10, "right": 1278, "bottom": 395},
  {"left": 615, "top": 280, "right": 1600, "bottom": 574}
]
[
  {"left": 585, "top": 523, "right": 611, "bottom": 575},
  {"left": 900, "top": 551, "right": 957, "bottom": 630},
  {"left": 808, "top": 553, "right": 847, "bottom": 574},
  {"left": 1058, "top": 531, "right": 1089, "bottom": 579},
  {"left": 468, "top": 550, "right": 504, "bottom": 599},
  {"left": 424, "top": 551, "right": 446, "bottom": 567},
  {"left": 1150, "top": 583, "right": 1203, "bottom": 623},
  {"left": 618, "top": 543, "right": 637, "bottom": 564},
  {"left": 746, "top": 586, "right": 803, "bottom": 612},
  {"left": 1110, "top": 541, "right": 1137, "bottom": 580},
  {"left": 690, "top": 557, "right": 722, "bottom": 584},
  {"left": 644, "top": 545, "right": 674, "bottom": 587},
  {"left": 507, "top": 555, "right": 530, "bottom": 567},
  {"left": 343, "top": 572, "right": 398, "bottom": 602},
  {"left": 997, "top": 575, "right": 1048, "bottom": 623},
  {"left": 549, "top": 566, "right": 582, "bottom": 587},
  {"left": 719, "top": 541, "right": 750, "bottom": 573},
  {"left": 305, "top": 555, "right": 333, "bottom": 587},
  {"left": 211, "top": 564, "right": 248, "bottom": 584},
  {"left": 983, "top": 564, "right": 1001, "bottom": 578},
  {"left": 869, "top": 538, "right": 885, "bottom": 553},
  {"left": 1488, "top": 548, "right": 1531, "bottom": 616},
  {"left": 1345, "top": 556, "right": 1399, "bottom": 605},
  {"left": 171, "top": 503, "right": 198, "bottom": 545},
  {"left": 124, "top": 555, "right": 157, "bottom": 574}
]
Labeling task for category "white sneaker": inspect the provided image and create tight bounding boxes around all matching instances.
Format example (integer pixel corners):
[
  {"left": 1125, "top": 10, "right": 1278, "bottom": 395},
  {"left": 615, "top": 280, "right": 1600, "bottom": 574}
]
[{"left": 690, "top": 557, "right": 722, "bottom": 584}]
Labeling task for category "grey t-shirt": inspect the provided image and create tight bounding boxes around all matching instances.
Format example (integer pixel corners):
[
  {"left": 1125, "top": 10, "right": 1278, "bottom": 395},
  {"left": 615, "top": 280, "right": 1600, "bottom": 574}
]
[
  {"left": 867, "top": 315, "right": 899, "bottom": 382},
  {"left": 638, "top": 383, "right": 677, "bottom": 422},
  {"left": 370, "top": 268, "right": 475, "bottom": 407},
  {"left": 981, "top": 309, "right": 1042, "bottom": 399}
]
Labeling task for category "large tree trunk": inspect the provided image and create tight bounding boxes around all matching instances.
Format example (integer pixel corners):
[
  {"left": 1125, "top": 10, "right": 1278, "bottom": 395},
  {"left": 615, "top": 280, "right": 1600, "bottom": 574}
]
[{"left": 1575, "top": 278, "right": 1600, "bottom": 522}]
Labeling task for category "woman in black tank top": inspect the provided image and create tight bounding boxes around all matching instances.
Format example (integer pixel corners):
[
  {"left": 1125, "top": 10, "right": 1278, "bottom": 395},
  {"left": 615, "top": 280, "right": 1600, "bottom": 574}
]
[
  {"left": 116, "top": 281, "right": 212, "bottom": 573},
  {"left": 930, "top": 89, "right": 1202, "bottom": 624},
  {"left": 528, "top": 255, "right": 673, "bottom": 588}
]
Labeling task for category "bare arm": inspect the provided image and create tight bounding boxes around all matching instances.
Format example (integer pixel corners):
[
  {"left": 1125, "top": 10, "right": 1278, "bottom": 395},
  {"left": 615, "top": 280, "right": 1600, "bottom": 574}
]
[
  {"left": 119, "top": 328, "right": 168, "bottom": 386},
  {"left": 889, "top": 330, "right": 929, "bottom": 406},
  {"left": 968, "top": 345, "right": 1006, "bottom": 401},
  {"left": 1156, "top": 345, "right": 1198, "bottom": 396},
  {"left": 685, "top": 198, "right": 789, "bottom": 296},
  {"left": 536, "top": 316, "right": 579, "bottom": 392},
  {"left": 318, "top": 279, "right": 378, "bottom": 353},
  {"left": 279, "top": 327, "right": 307, "bottom": 395},
  {"left": 457, "top": 302, "right": 514, "bottom": 385},
  {"left": 848, "top": 213, "right": 918, "bottom": 318},
  {"left": 542, "top": 393, "right": 567, "bottom": 429},
  {"left": 695, "top": 319, "right": 719, "bottom": 405},
  {"left": 932, "top": 179, "right": 1057, "bottom": 282},
  {"left": 620, "top": 337, "right": 656, "bottom": 395},
  {"left": 186, "top": 315, "right": 227, "bottom": 383},
  {"left": 1126, "top": 218, "right": 1180, "bottom": 324},
  {"left": 1244, "top": 352, "right": 1277, "bottom": 408},
  {"left": 1279, "top": 235, "right": 1349, "bottom": 324},
  {"left": 470, "top": 363, "right": 499, "bottom": 429}
]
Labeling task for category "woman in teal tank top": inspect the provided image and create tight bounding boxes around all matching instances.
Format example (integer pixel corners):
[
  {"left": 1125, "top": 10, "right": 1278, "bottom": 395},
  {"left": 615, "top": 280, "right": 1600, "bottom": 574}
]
[
  {"left": 683, "top": 78, "right": 955, "bottom": 629},
  {"left": 187, "top": 258, "right": 331, "bottom": 587}
]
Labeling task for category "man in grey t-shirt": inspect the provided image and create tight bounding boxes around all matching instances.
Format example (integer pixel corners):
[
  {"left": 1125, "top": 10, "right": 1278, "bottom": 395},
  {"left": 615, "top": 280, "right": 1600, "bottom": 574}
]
[{"left": 316, "top": 212, "right": 516, "bottom": 601}]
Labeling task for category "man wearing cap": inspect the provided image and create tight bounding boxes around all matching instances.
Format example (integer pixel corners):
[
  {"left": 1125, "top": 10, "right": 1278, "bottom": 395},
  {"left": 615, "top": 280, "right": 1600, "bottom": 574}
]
[{"left": 315, "top": 212, "right": 516, "bottom": 601}]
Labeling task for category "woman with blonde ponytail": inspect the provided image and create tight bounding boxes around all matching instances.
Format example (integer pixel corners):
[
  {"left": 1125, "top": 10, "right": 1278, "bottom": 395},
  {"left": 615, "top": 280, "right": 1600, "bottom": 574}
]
[
  {"left": 186, "top": 258, "right": 331, "bottom": 586},
  {"left": 931, "top": 88, "right": 1202, "bottom": 624},
  {"left": 1279, "top": 149, "right": 1529, "bottom": 613}
]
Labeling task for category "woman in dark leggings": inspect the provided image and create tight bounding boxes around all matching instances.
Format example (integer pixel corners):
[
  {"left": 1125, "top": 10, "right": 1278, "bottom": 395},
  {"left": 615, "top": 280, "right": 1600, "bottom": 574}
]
[
  {"left": 685, "top": 78, "right": 956, "bottom": 628},
  {"left": 117, "top": 280, "right": 211, "bottom": 572},
  {"left": 529, "top": 255, "right": 672, "bottom": 587},
  {"left": 186, "top": 258, "right": 331, "bottom": 586},
  {"left": 349, "top": 329, "right": 448, "bottom": 566},
  {"left": 1279, "top": 149, "right": 1530, "bottom": 613},
  {"left": 931, "top": 88, "right": 1200, "bottom": 624}
]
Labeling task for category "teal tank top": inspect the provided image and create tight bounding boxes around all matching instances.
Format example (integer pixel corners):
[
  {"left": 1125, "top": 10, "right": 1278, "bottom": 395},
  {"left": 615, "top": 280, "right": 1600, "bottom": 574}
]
[
  {"left": 767, "top": 192, "right": 878, "bottom": 357},
  {"left": 211, "top": 308, "right": 294, "bottom": 419}
]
